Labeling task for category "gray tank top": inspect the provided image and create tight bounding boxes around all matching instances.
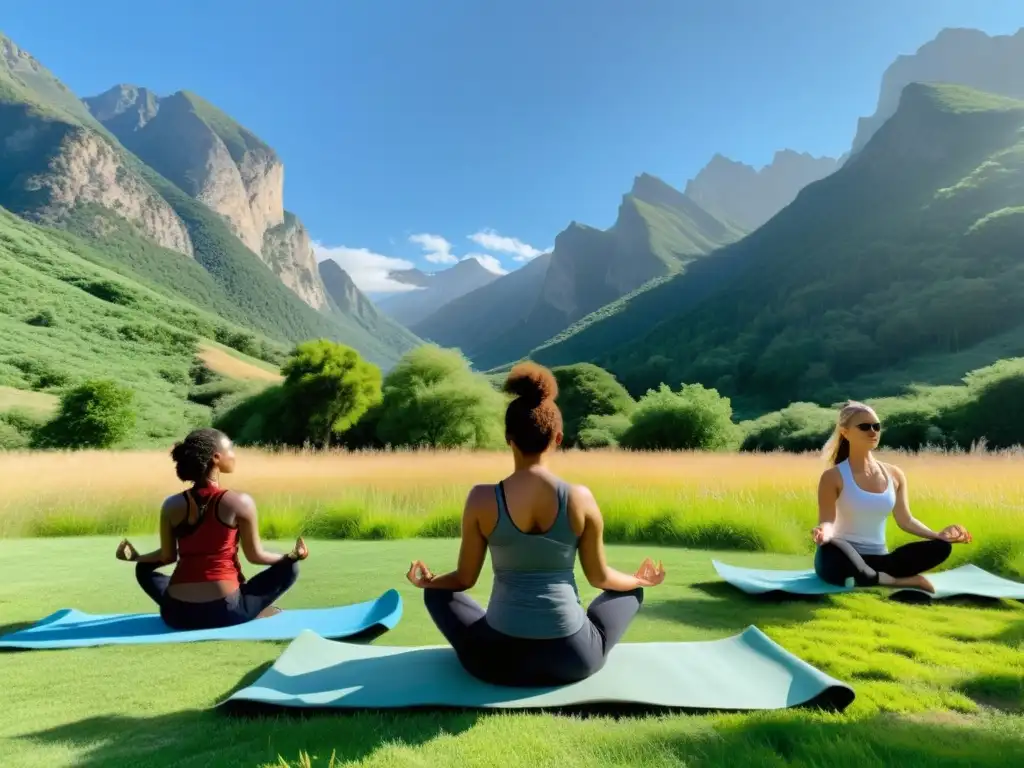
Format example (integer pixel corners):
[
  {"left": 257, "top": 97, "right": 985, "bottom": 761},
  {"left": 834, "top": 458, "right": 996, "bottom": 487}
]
[{"left": 484, "top": 479, "right": 587, "bottom": 639}]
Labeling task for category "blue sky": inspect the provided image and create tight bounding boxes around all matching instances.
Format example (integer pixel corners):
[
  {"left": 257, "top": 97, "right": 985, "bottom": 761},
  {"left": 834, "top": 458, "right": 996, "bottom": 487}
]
[{"left": 4, "top": 1, "right": 1023, "bottom": 292}]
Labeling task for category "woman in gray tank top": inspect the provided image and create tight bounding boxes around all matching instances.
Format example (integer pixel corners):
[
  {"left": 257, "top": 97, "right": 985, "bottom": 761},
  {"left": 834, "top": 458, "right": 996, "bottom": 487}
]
[{"left": 404, "top": 362, "right": 666, "bottom": 687}]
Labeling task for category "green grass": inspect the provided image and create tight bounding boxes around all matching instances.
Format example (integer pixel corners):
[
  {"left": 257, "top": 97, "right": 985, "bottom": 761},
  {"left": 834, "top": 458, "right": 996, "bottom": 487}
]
[
  {"left": 0, "top": 207, "right": 277, "bottom": 446},
  {"left": 0, "top": 538, "right": 1020, "bottom": 767}
]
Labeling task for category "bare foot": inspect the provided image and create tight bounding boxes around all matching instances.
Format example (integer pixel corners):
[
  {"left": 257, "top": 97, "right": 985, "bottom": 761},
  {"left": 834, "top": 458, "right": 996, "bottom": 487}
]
[
  {"left": 901, "top": 574, "right": 935, "bottom": 593},
  {"left": 256, "top": 605, "right": 282, "bottom": 619}
]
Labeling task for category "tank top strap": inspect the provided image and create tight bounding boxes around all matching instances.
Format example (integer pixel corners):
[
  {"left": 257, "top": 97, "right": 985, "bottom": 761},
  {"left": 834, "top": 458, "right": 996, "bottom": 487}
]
[
  {"left": 493, "top": 482, "right": 511, "bottom": 531},
  {"left": 551, "top": 479, "right": 575, "bottom": 537}
]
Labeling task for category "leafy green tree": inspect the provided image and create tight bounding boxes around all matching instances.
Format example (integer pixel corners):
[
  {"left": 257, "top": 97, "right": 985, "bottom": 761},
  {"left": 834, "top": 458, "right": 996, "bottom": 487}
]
[
  {"left": 552, "top": 363, "right": 635, "bottom": 447},
  {"left": 278, "top": 339, "right": 382, "bottom": 448},
  {"left": 620, "top": 382, "right": 736, "bottom": 451},
  {"left": 33, "top": 379, "right": 136, "bottom": 449},
  {"left": 376, "top": 345, "right": 505, "bottom": 449}
]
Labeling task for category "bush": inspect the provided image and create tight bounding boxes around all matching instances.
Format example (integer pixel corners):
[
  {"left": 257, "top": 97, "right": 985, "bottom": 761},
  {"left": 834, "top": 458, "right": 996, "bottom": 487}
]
[
  {"left": 33, "top": 379, "right": 137, "bottom": 449},
  {"left": 552, "top": 363, "right": 635, "bottom": 447},
  {"left": 740, "top": 402, "right": 834, "bottom": 453},
  {"left": 943, "top": 358, "right": 1024, "bottom": 449},
  {"left": 214, "top": 340, "right": 381, "bottom": 448},
  {"left": 376, "top": 345, "right": 505, "bottom": 449},
  {"left": 577, "top": 412, "right": 632, "bottom": 449},
  {"left": 620, "top": 383, "right": 736, "bottom": 451}
]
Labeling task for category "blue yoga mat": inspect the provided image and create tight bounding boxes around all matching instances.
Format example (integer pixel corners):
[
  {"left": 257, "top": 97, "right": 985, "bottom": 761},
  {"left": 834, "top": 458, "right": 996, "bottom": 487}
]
[
  {"left": 713, "top": 561, "right": 1024, "bottom": 600},
  {"left": 0, "top": 589, "right": 402, "bottom": 649}
]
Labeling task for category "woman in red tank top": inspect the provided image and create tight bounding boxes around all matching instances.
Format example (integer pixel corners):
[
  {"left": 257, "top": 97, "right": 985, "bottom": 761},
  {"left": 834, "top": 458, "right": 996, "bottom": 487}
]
[{"left": 115, "top": 428, "right": 309, "bottom": 631}]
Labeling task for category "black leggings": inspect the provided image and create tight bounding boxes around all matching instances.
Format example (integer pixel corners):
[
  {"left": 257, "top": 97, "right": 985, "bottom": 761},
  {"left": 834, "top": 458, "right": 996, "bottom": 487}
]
[
  {"left": 135, "top": 558, "right": 299, "bottom": 631},
  {"left": 815, "top": 539, "right": 953, "bottom": 587},
  {"left": 424, "top": 587, "right": 643, "bottom": 687}
]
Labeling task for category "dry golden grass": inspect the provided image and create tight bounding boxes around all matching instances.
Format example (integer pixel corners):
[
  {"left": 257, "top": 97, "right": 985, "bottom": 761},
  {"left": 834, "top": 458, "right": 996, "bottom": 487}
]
[
  {"left": 0, "top": 385, "right": 58, "bottom": 416},
  {"left": 197, "top": 343, "right": 282, "bottom": 382},
  {"left": 1, "top": 448, "right": 1022, "bottom": 575}
]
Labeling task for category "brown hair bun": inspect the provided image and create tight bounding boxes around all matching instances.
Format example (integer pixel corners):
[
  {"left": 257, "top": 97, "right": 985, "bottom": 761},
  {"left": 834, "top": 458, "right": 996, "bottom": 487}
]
[{"left": 503, "top": 362, "right": 558, "bottom": 407}]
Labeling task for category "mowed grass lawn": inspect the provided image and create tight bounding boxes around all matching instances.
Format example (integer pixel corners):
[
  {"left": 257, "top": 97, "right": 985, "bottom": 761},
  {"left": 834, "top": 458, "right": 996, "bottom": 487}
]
[{"left": 0, "top": 538, "right": 1021, "bottom": 768}]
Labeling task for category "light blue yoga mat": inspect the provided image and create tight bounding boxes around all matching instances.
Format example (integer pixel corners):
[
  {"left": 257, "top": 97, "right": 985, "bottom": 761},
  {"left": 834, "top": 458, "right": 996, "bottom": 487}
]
[
  {"left": 0, "top": 589, "right": 402, "bottom": 649},
  {"left": 713, "top": 561, "right": 1024, "bottom": 600},
  {"left": 221, "top": 625, "right": 855, "bottom": 712}
]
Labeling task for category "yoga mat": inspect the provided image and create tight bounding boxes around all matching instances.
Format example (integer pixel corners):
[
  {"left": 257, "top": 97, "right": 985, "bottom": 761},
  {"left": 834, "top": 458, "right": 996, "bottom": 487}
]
[
  {"left": 0, "top": 589, "right": 402, "bottom": 649},
  {"left": 221, "top": 625, "right": 854, "bottom": 712},
  {"left": 713, "top": 561, "right": 1024, "bottom": 600}
]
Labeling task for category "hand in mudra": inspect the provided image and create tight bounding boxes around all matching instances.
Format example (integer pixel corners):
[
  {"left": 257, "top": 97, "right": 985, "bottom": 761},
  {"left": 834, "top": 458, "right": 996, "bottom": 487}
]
[
  {"left": 289, "top": 536, "right": 309, "bottom": 561},
  {"left": 634, "top": 557, "right": 666, "bottom": 586},
  {"left": 938, "top": 524, "right": 972, "bottom": 544},
  {"left": 406, "top": 560, "right": 435, "bottom": 588},
  {"left": 115, "top": 538, "right": 138, "bottom": 561}
]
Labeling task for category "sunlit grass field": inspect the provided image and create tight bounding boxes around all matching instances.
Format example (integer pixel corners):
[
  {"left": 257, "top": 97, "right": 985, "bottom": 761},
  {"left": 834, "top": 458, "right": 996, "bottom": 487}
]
[{"left": 2, "top": 448, "right": 1022, "bottom": 577}]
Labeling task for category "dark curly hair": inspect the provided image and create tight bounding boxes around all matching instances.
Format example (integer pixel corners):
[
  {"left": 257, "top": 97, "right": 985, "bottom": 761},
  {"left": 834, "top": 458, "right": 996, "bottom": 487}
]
[
  {"left": 503, "top": 362, "right": 562, "bottom": 455},
  {"left": 171, "top": 428, "right": 227, "bottom": 483}
]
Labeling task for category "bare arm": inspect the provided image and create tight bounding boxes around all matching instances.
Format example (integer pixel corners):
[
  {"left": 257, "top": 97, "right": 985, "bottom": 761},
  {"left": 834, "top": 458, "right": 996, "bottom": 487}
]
[
  {"left": 131, "top": 499, "right": 178, "bottom": 564},
  {"left": 235, "top": 493, "right": 292, "bottom": 566},
  {"left": 420, "top": 486, "right": 488, "bottom": 591},
  {"left": 576, "top": 486, "right": 649, "bottom": 592},
  {"left": 888, "top": 465, "right": 941, "bottom": 540},
  {"left": 813, "top": 469, "right": 839, "bottom": 544}
]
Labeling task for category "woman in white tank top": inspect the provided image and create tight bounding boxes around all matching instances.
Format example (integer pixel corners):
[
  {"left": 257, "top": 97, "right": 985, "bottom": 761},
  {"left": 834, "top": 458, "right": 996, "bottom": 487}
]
[{"left": 811, "top": 401, "right": 972, "bottom": 592}]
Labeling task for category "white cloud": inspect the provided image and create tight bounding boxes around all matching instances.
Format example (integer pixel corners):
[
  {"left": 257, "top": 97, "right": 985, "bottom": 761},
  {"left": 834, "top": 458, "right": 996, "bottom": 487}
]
[
  {"left": 468, "top": 228, "right": 543, "bottom": 261},
  {"left": 312, "top": 242, "right": 421, "bottom": 293},
  {"left": 409, "top": 232, "right": 457, "bottom": 264},
  {"left": 462, "top": 252, "right": 508, "bottom": 275}
]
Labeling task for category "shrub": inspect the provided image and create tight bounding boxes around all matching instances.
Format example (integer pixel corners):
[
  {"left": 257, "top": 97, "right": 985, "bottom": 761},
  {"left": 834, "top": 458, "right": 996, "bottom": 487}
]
[
  {"left": 33, "top": 379, "right": 137, "bottom": 449},
  {"left": 552, "top": 363, "right": 635, "bottom": 447},
  {"left": 620, "top": 383, "right": 736, "bottom": 451},
  {"left": 375, "top": 345, "right": 505, "bottom": 449}
]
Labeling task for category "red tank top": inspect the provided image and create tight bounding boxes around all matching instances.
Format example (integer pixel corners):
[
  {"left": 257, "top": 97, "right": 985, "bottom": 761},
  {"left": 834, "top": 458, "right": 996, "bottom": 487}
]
[{"left": 169, "top": 484, "right": 245, "bottom": 588}]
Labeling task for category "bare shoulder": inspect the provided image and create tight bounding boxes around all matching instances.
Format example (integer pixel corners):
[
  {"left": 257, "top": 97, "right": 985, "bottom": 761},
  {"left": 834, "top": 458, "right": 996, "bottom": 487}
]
[
  {"left": 465, "top": 483, "right": 494, "bottom": 508},
  {"left": 819, "top": 465, "right": 841, "bottom": 487},
  {"left": 222, "top": 489, "right": 256, "bottom": 515},
  {"left": 881, "top": 462, "right": 906, "bottom": 486},
  {"left": 567, "top": 482, "right": 598, "bottom": 511}
]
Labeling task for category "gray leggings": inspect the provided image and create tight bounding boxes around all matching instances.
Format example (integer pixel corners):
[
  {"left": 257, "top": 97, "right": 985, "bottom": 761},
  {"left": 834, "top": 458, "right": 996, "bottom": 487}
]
[{"left": 424, "top": 587, "right": 643, "bottom": 687}]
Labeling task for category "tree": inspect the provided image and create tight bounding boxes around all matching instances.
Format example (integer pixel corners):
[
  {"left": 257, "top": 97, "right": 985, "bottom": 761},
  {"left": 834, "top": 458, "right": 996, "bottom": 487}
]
[
  {"left": 620, "top": 382, "right": 736, "bottom": 451},
  {"left": 278, "top": 339, "right": 382, "bottom": 448},
  {"left": 552, "top": 363, "right": 635, "bottom": 447},
  {"left": 33, "top": 379, "right": 136, "bottom": 449},
  {"left": 375, "top": 345, "right": 505, "bottom": 449}
]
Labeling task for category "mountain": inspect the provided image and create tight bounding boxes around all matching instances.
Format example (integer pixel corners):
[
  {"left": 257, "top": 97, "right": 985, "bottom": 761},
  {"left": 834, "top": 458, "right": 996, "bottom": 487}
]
[
  {"left": 83, "top": 85, "right": 327, "bottom": 310},
  {"left": 0, "top": 31, "right": 418, "bottom": 368},
  {"left": 414, "top": 173, "right": 744, "bottom": 369},
  {"left": 849, "top": 26, "right": 1024, "bottom": 156},
  {"left": 534, "top": 83, "right": 1024, "bottom": 414},
  {"left": 375, "top": 257, "right": 501, "bottom": 327},
  {"left": 684, "top": 150, "right": 840, "bottom": 231}
]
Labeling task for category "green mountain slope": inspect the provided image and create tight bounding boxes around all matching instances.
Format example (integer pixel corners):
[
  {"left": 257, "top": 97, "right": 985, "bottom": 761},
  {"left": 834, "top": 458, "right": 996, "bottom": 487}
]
[
  {"left": 416, "top": 173, "right": 744, "bottom": 370},
  {"left": 537, "top": 83, "right": 1024, "bottom": 411},
  {"left": 0, "top": 31, "right": 417, "bottom": 369},
  {"left": 0, "top": 207, "right": 279, "bottom": 447}
]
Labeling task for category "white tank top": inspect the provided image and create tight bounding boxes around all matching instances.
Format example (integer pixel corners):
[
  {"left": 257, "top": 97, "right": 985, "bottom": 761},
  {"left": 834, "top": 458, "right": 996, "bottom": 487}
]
[{"left": 832, "top": 459, "right": 895, "bottom": 555}]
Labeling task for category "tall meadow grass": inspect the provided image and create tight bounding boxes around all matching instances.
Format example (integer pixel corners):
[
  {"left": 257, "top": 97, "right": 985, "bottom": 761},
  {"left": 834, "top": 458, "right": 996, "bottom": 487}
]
[{"left": 1, "top": 447, "right": 1022, "bottom": 576}]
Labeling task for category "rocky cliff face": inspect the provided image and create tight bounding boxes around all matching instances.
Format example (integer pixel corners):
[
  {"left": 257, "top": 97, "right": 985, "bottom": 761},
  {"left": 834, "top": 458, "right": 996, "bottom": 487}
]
[
  {"left": 850, "top": 27, "right": 1024, "bottom": 156},
  {"left": 684, "top": 150, "right": 839, "bottom": 231},
  {"left": 262, "top": 211, "right": 327, "bottom": 309},
  {"left": 83, "top": 85, "right": 325, "bottom": 308},
  {"left": 0, "top": 41, "right": 194, "bottom": 256}
]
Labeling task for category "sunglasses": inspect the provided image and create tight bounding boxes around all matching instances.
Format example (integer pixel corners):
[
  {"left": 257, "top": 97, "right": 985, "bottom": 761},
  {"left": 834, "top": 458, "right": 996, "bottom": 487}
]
[{"left": 854, "top": 422, "right": 881, "bottom": 433}]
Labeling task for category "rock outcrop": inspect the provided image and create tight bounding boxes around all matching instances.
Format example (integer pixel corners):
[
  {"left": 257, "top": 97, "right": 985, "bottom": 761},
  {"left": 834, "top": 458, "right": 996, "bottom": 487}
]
[
  {"left": 84, "top": 86, "right": 327, "bottom": 308},
  {"left": 684, "top": 150, "right": 839, "bottom": 231}
]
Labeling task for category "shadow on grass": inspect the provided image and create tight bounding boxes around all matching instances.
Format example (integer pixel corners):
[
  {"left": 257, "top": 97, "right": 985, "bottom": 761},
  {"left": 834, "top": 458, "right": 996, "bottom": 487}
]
[
  {"left": 643, "top": 581, "right": 829, "bottom": 633},
  {"left": 659, "top": 712, "right": 1024, "bottom": 767},
  {"left": 957, "top": 672, "right": 1024, "bottom": 713},
  {"left": 19, "top": 707, "right": 482, "bottom": 768}
]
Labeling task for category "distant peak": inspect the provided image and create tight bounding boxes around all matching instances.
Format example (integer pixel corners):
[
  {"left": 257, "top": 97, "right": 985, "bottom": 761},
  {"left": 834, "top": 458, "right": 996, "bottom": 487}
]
[{"left": 899, "top": 81, "right": 1024, "bottom": 115}]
